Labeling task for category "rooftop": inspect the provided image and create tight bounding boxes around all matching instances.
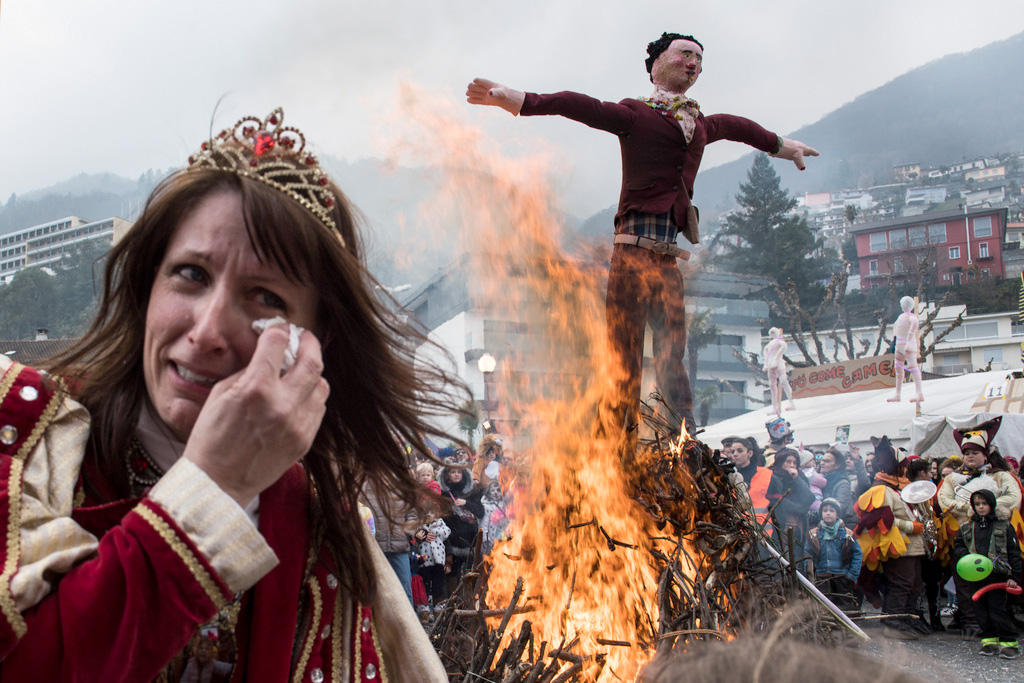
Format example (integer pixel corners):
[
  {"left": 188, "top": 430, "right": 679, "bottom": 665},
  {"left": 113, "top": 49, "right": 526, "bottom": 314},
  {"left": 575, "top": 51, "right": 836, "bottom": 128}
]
[{"left": 848, "top": 206, "right": 1007, "bottom": 234}]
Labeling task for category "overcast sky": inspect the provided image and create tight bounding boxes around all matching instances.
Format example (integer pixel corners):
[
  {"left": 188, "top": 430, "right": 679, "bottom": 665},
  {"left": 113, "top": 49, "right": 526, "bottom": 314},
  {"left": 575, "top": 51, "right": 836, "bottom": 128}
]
[{"left": 3, "top": 0, "right": 1024, "bottom": 218}]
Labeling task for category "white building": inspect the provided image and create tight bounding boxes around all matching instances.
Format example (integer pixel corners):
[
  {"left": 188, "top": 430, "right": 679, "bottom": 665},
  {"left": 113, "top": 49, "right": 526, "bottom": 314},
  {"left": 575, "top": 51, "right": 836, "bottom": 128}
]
[
  {"left": 927, "top": 306, "right": 1024, "bottom": 375},
  {"left": 771, "top": 304, "right": 1024, "bottom": 378},
  {"left": 0, "top": 215, "right": 132, "bottom": 284},
  {"left": 402, "top": 256, "right": 772, "bottom": 433}
]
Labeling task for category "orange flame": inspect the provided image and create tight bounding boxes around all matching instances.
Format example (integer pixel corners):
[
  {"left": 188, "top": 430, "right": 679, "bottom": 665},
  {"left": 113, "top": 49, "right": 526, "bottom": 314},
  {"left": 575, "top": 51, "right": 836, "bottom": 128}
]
[{"left": 385, "top": 85, "right": 700, "bottom": 680}]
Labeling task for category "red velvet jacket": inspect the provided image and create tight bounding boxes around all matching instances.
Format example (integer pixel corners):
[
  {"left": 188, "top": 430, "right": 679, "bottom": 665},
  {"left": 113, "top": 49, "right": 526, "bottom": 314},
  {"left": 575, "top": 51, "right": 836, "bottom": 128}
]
[
  {"left": 520, "top": 91, "right": 780, "bottom": 238},
  {"left": 0, "top": 361, "right": 387, "bottom": 682}
]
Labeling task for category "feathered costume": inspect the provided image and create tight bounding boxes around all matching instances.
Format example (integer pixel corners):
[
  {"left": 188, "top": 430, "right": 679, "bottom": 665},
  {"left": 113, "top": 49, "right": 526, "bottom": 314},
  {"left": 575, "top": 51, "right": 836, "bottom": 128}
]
[{"left": 854, "top": 437, "right": 922, "bottom": 571}]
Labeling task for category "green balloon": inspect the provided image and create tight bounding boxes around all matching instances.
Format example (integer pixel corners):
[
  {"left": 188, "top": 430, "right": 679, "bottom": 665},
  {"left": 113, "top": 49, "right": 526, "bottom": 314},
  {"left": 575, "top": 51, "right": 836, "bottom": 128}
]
[{"left": 956, "top": 553, "right": 993, "bottom": 582}]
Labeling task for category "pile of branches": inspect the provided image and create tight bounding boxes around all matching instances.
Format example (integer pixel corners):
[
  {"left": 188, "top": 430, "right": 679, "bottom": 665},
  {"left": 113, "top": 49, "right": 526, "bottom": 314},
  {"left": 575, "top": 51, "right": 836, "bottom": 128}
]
[
  {"left": 635, "top": 402, "right": 846, "bottom": 651},
  {"left": 430, "top": 400, "right": 846, "bottom": 682}
]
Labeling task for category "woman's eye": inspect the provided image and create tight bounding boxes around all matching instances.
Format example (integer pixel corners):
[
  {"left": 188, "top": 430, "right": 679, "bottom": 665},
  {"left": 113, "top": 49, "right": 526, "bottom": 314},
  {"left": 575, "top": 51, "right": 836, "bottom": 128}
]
[
  {"left": 174, "top": 265, "right": 207, "bottom": 284},
  {"left": 258, "top": 289, "right": 287, "bottom": 310}
]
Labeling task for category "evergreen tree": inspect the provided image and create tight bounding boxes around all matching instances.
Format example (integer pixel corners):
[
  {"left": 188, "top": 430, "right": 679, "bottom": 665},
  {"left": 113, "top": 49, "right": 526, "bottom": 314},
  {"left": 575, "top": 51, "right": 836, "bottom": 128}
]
[
  {"left": 0, "top": 239, "right": 109, "bottom": 339},
  {"left": 713, "top": 154, "right": 838, "bottom": 318}
]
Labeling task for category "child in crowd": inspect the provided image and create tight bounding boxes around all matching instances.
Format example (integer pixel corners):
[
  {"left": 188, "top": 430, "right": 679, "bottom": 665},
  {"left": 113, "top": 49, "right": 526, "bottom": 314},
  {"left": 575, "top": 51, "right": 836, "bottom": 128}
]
[
  {"left": 952, "top": 489, "right": 1021, "bottom": 659},
  {"left": 805, "top": 497, "right": 862, "bottom": 610},
  {"left": 414, "top": 480, "right": 451, "bottom": 612},
  {"left": 415, "top": 461, "right": 435, "bottom": 486}
]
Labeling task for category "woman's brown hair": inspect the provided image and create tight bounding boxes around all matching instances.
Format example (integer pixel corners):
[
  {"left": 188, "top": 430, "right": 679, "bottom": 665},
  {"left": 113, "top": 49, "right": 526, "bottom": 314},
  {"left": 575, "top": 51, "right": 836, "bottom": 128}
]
[{"left": 47, "top": 163, "right": 468, "bottom": 601}]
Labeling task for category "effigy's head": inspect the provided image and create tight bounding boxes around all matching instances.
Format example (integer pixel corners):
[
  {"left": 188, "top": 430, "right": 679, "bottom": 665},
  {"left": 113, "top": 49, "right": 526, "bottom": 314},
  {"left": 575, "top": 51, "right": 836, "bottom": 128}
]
[{"left": 646, "top": 32, "right": 704, "bottom": 85}]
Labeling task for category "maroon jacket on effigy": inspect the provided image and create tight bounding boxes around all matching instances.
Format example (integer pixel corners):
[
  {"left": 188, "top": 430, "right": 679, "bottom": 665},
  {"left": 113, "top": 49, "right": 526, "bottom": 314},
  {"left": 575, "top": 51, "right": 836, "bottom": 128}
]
[{"left": 519, "top": 91, "right": 780, "bottom": 238}]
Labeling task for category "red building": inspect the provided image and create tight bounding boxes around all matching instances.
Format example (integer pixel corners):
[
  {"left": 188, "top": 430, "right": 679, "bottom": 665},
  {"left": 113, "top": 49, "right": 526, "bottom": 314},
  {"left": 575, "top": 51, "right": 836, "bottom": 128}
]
[{"left": 851, "top": 207, "right": 1008, "bottom": 287}]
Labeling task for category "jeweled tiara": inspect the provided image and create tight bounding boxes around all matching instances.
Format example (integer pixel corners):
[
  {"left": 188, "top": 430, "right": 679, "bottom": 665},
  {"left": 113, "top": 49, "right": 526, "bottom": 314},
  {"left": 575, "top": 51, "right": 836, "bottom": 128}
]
[{"left": 188, "top": 108, "right": 341, "bottom": 240}]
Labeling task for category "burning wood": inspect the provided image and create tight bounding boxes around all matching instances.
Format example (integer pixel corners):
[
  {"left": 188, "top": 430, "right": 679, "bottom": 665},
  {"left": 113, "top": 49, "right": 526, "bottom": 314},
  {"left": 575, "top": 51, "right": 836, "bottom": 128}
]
[{"left": 430, "top": 398, "right": 856, "bottom": 682}]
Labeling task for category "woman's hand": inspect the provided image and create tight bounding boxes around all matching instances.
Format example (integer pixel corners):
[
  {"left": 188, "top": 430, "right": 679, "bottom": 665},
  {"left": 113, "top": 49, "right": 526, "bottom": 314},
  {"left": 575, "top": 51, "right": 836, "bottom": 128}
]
[
  {"left": 466, "top": 78, "right": 526, "bottom": 116},
  {"left": 182, "top": 323, "right": 329, "bottom": 507}
]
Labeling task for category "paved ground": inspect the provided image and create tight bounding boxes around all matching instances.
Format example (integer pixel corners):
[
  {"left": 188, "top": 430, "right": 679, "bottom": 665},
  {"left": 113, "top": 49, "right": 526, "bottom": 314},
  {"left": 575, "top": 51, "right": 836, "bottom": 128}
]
[{"left": 855, "top": 621, "right": 1022, "bottom": 683}]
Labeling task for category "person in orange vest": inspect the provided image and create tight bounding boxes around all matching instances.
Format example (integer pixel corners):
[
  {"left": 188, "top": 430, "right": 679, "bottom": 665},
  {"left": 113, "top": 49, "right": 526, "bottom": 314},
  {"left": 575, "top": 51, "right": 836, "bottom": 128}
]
[{"left": 722, "top": 436, "right": 782, "bottom": 536}]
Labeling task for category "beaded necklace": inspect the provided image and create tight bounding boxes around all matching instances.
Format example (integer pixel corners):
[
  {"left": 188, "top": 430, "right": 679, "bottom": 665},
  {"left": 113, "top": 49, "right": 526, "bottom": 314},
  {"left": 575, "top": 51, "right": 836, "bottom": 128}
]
[
  {"left": 638, "top": 95, "right": 700, "bottom": 120},
  {"left": 125, "top": 437, "right": 164, "bottom": 494}
]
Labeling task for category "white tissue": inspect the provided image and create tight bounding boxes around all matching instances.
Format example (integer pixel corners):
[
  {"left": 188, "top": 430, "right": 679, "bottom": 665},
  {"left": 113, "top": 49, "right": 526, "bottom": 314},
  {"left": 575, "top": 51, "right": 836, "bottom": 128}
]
[{"left": 252, "top": 317, "right": 303, "bottom": 374}]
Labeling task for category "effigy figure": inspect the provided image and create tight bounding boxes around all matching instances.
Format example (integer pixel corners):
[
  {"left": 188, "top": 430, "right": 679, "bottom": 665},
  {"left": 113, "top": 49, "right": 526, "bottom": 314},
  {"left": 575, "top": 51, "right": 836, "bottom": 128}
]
[
  {"left": 763, "top": 327, "right": 795, "bottom": 416},
  {"left": 888, "top": 296, "right": 924, "bottom": 404},
  {"left": 466, "top": 31, "right": 817, "bottom": 441}
]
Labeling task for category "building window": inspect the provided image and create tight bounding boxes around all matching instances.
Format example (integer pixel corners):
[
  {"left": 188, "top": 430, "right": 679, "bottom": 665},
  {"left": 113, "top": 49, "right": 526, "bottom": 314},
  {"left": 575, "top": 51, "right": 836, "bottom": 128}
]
[
  {"left": 943, "top": 273, "right": 950, "bottom": 281},
  {"left": 928, "top": 223, "right": 946, "bottom": 243},
  {"left": 978, "top": 242, "right": 989, "bottom": 258},
  {"left": 908, "top": 226, "right": 926, "bottom": 247},
  {"left": 869, "top": 232, "right": 887, "bottom": 252},
  {"left": 973, "top": 216, "right": 993, "bottom": 238},
  {"left": 893, "top": 256, "right": 905, "bottom": 273},
  {"left": 949, "top": 246, "right": 960, "bottom": 259},
  {"left": 869, "top": 259, "right": 878, "bottom": 275},
  {"left": 982, "top": 268, "right": 990, "bottom": 278},
  {"left": 952, "top": 272, "right": 962, "bottom": 286},
  {"left": 985, "top": 348, "right": 1003, "bottom": 364},
  {"left": 889, "top": 229, "right": 907, "bottom": 249}
]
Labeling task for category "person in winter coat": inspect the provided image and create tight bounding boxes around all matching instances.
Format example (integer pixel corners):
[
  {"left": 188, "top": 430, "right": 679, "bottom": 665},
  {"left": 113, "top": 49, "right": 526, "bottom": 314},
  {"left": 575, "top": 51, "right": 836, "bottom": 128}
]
[
  {"left": 413, "top": 481, "right": 451, "bottom": 609},
  {"left": 820, "top": 448, "right": 855, "bottom": 527},
  {"left": 438, "top": 465, "right": 482, "bottom": 586},
  {"left": 800, "top": 449, "right": 825, "bottom": 524},
  {"left": 480, "top": 481, "right": 511, "bottom": 555},
  {"left": 364, "top": 486, "right": 420, "bottom": 606},
  {"left": 769, "top": 448, "right": 816, "bottom": 547},
  {"left": 805, "top": 497, "right": 862, "bottom": 610},
  {"left": 952, "top": 489, "right": 1022, "bottom": 659},
  {"left": 722, "top": 436, "right": 783, "bottom": 537},
  {"left": 844, "top": 445, "right": 872, "bottom": 498}
]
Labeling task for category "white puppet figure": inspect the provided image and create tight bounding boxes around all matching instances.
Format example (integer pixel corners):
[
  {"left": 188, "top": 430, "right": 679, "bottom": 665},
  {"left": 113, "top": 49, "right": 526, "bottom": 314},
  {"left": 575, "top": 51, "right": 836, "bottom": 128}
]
[
  {"left": 887, "top": 296, "right": 924, "bottom": 404},
  {"left": 763, "top": 327, "right": 795, "bottom": 416}
]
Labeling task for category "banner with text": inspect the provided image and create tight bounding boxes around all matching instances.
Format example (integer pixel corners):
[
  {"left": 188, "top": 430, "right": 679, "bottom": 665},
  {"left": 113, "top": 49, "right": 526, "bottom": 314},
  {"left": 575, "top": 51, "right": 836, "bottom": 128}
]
[{"left": 790, "top": 355, "right": 897, "bottom": 398}]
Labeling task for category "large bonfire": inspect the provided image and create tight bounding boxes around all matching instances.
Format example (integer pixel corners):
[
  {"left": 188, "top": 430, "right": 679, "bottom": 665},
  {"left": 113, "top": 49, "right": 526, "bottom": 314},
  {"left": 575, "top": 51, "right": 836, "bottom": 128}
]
[{"left": 386, "top": 87, "right": 830, "bottom": 682}]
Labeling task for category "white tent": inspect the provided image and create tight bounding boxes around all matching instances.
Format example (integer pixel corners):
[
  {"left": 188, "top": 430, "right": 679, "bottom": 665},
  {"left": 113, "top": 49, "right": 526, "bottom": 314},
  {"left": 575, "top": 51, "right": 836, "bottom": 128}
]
[{"left": 697, "top": 370, "right": 1018, "bottom": 455}]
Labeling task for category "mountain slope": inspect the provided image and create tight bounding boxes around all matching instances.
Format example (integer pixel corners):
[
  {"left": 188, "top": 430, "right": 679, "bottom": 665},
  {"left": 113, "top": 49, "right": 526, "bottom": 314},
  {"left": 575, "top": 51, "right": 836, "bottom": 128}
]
[{"left": 695, "top": 31, "right": 1024, "bottom": 208}]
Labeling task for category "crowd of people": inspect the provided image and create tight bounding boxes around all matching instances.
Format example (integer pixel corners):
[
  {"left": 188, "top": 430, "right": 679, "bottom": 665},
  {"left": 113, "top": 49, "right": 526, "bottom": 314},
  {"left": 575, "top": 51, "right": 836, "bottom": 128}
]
[
  {"left": 366, "top": 433, "right": 517, "bottom": 618},
  {"left": 721, "top": 415, "right": 1024, "bottom": 660}
]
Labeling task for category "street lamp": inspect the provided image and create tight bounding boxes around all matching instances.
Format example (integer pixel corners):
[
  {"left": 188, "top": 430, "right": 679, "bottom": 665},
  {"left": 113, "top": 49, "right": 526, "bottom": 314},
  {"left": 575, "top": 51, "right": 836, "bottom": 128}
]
[{"left": 477, "top": 352, "right": 496, "bottom": 421}]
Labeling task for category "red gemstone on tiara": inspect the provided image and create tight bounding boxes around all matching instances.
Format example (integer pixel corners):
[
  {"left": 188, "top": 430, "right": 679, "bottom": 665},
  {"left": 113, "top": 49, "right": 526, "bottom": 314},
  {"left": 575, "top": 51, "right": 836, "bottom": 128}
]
[
  {"left": 324, "top": 197, "right": 335, "bottom": 207},
  {"left": 250, "top": 158, "right": 259, "bottom": 167},
  {"left": 254, "top": 132, "right": 276, "bottom": 156},
  {"left": 268, "top": 114, "right": 278, "bottom": 125},
  {"left": 200, "top": 141, "right": 208, "bottom": 151},
  {"left": 243, "top": 126, "right": 256, "bottom": 138},
  {"left": 281, "top": 137, "right": 295, "bottom": 149},
  {"left": 305, "top": 155, "right": 316, "bottom": 165},
  {"left": 318, "top": 176, "right": 328, "bottom": 186}
]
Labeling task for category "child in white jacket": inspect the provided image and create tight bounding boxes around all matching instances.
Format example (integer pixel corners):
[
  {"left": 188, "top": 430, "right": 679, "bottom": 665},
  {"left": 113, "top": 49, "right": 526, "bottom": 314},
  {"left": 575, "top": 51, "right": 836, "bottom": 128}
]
[{"left": 414, "top": 480, "right": 451, "bottom": 609}]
